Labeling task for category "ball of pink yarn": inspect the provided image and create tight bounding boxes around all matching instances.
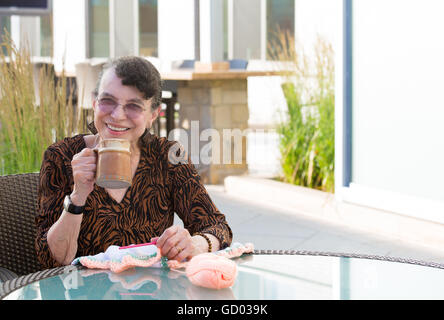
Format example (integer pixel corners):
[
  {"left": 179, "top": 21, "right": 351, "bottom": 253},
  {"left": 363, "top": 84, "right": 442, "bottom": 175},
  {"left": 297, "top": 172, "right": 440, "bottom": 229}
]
[{"left": 186, "top": 253, "right": 238, "bottom": 289}]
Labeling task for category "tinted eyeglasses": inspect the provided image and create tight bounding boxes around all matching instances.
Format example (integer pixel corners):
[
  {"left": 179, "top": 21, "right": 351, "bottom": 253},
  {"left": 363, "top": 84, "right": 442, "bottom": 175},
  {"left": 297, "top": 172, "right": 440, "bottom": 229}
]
[{"left": 96, "top": 96, "right": 147, "bottom": 119}]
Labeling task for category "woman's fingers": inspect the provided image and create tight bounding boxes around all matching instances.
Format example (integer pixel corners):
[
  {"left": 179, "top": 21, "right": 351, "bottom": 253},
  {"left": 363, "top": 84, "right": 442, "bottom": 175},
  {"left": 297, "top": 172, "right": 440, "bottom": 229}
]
[
  {"left": 71, "top": 148, "right": 97, "bottom": 196},
  {"left": 156, "top": 225, "right": 178, "bottom": 249},
  {"left": 173, "top": 238, "right": 193, "bottom": 262},
  {"left": 156, "top": 226, "right": 193, "bottom": 261}
]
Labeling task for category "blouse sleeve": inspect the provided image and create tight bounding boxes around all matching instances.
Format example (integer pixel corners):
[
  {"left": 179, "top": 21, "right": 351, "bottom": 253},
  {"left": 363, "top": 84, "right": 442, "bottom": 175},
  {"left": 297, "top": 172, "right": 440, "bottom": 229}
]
[
  {"left": 35, "top": 148, "right": 70, "bottom": 269},
  {"left": 167, "top": 143, "right": 233, "bottom": 249}
]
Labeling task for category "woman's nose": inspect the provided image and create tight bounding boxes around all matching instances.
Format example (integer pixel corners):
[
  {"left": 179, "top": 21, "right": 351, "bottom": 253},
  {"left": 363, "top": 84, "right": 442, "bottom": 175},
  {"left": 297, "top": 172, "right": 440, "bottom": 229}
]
[{"left": 110, "top": 104, "right": 127, "bottom": 119}]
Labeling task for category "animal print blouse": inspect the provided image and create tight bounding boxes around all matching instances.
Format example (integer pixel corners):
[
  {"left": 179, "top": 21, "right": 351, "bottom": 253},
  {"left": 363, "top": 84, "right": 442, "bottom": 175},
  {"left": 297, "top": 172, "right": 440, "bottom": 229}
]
[{"left": 35, "top": 133, "right": 233, "bottom": 269}]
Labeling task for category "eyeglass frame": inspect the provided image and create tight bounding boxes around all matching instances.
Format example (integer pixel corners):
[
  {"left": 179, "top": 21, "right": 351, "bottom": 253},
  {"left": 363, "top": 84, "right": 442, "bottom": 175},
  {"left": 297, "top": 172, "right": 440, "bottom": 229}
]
[{"left": 94, "top": 93, "right": 149, "bottom": 119}]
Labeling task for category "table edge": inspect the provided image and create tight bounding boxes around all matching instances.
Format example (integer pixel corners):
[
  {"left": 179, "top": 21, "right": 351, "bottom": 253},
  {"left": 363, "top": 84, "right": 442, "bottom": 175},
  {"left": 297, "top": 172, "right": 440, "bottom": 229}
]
[
  {"left": 253, "top": 249, "right": 444, "bottom": 269},
  {"left": 2, "top": 250, "right": 443, "bottom": 300},
  {"left": 0, "top": 265, "right": 84, "bottom": 300}
]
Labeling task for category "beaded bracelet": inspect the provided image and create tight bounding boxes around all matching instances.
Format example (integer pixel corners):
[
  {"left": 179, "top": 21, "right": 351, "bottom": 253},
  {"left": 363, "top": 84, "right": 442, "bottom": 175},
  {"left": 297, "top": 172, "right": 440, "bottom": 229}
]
[{"left": 194, "top": 232, "right": 212, "bottom": 252}]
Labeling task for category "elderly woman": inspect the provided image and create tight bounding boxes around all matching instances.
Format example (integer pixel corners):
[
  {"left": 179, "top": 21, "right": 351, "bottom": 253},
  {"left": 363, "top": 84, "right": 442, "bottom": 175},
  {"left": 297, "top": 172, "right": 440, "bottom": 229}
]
[{"left": 35, "top": 56, "right": 232, "bottom": 269}]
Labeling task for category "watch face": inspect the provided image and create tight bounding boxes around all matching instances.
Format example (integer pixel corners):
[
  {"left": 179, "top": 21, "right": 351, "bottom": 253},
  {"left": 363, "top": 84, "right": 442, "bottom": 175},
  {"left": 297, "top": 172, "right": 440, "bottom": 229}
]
[
  {"left": 64, "top": 195, "right": 70, "bottom": 210},
  {"left": 64, "top": 195, "right": 84, "bottom": 214}
]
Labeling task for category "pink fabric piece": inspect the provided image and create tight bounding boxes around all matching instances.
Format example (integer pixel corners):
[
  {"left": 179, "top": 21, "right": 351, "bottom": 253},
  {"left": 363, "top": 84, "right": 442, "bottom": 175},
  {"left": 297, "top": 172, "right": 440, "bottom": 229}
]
[{"left": 166, "top": 242, "right": 254, "bottom": 270}]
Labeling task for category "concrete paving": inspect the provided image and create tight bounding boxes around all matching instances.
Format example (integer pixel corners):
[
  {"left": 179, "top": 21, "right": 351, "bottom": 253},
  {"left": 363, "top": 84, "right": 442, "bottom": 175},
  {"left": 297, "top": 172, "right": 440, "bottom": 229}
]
[{"left": 200, "top": 185, "right": 444, "bottom": 265}]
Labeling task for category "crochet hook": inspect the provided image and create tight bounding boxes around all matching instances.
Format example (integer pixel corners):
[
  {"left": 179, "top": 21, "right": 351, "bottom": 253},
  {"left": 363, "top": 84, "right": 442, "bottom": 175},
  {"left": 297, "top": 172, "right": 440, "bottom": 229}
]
[{"left": 119, "top": 240, "right": 157, "bottom": 250}]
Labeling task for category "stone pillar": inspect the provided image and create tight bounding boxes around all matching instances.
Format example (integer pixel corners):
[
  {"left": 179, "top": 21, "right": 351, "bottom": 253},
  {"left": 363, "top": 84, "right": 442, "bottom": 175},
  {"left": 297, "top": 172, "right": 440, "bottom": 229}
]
[{"left": 177, "top": 79, "right": 249, "bottom": 184}]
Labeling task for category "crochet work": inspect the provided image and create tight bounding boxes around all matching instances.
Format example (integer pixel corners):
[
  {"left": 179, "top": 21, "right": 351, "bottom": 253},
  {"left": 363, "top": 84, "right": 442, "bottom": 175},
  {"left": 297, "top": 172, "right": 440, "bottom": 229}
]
[{"left": 71, "top": 242, "right": 254, "bottom": 273}]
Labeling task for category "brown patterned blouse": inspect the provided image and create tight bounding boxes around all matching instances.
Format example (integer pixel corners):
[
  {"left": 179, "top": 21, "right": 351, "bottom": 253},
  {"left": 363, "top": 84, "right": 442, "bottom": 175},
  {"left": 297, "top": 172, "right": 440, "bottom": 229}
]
[{"left": 35, "top": 134, "right": 232, "bottom": 269}]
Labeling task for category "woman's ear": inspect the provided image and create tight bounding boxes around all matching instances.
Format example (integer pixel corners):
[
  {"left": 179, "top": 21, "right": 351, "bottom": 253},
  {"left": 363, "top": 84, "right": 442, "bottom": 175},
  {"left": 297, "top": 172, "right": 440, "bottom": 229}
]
[
  {"left": 91, "top": 93, "right": 97, "bottom": 111},
  {"left": 148, "top": 105, "right": 161, "bottom": 127}
]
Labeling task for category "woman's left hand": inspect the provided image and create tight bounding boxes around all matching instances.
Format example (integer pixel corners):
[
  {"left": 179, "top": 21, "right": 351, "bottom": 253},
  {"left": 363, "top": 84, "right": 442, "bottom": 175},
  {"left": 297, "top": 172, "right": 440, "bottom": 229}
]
[{"left": 153, "top": 225, "right": 194, "bottom": 262}]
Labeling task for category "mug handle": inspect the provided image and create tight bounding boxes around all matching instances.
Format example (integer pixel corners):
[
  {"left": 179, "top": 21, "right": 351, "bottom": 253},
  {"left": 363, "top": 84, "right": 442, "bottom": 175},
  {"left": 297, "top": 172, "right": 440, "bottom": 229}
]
[{"left": 92, "top": 147, "right": 99, "bottom": 180}]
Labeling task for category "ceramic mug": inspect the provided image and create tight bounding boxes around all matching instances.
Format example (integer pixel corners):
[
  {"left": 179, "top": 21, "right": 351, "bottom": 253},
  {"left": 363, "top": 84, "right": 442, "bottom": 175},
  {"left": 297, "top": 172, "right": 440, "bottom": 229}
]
[{"left": 95, "top": 139, "right": 131, "bottom": 189}]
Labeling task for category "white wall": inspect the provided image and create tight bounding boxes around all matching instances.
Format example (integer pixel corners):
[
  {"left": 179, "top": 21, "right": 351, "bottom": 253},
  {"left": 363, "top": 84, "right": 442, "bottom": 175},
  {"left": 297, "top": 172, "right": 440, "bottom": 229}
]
[
  {"left": 19, "top": 16, "right": 41, "bottom": 56},
  {"left": 110, "top": 0, "right": 139, "bottom": 58},
  {"left": 294, "top": 0, "right": 341, "bottom": 54},
  {"left": 352, "top": 0, "right": 444, "bottom": 202},
  {"left": 158, "top": 0, "right": 196, "bottom": 64},
  {"left": 52, "top": 0, "right": 87, "bottom": 74},
  {"left": 9, "top": 16, "right": 40, "bottom": 56},
  {"left": 231, "top": 0, "right": 262, "bottom": 60},
  {"left": 338, "top": 0, "right": 444, "bottom": 224},
  {"left": 199, "top": 0, "right": 224, "bottom": 62}
]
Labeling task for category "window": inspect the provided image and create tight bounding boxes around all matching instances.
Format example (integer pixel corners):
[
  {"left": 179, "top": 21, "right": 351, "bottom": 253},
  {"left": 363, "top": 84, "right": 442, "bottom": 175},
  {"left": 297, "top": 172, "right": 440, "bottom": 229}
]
[
  {"left": 89, "top": 0, "right": 109, "bottom": 57},
  {"left": 223, "top": 0, "right": 228, "bottom": 60},
  {"left": 266, "top": 0, "right": 294, "bottom": 60},
  {"left": 0, "top": 16, "right": 11, "bottom": 55},
  {"left": 40, "top": 14, "right": 52, "bottom": 56},
  {"left": 139, "top": 0, "right": 157, "bottom": 56}
]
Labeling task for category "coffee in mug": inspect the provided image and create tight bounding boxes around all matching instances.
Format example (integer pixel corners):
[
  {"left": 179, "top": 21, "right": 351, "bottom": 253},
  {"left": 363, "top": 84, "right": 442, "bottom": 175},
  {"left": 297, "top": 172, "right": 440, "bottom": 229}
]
[{"left": 95, "top": 139, "right": 132, "bottom": 189}]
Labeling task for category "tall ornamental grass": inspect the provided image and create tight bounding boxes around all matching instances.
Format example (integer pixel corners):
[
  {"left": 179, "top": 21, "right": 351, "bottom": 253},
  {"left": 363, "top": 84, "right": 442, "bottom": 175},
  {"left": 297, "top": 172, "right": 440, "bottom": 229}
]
[
  {"left": 0, "top": 33, "right": 86, "bottom": 174},
  {"left": 271, "top": 31, "right": 335, "bottom": 193}
]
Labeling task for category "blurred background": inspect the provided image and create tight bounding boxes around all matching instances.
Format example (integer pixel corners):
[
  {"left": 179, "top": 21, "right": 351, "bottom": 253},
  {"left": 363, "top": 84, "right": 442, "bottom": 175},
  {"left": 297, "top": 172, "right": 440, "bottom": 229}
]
[{"left": 1, "top": 0, "right": 444, "bottom": 258}]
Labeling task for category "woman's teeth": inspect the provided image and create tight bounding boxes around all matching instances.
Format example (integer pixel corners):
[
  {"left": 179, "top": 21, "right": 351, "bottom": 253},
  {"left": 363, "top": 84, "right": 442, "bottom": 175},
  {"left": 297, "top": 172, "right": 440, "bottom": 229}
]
[{"left": 107, "top": 124, "right": 129, "bottom": 131}]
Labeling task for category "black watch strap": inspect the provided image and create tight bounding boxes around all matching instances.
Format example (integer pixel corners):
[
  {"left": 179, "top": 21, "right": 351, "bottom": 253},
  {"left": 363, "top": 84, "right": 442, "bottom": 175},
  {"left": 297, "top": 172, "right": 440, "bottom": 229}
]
[{"left": 63, "top": 195, "right": 85, "bottom": 215}]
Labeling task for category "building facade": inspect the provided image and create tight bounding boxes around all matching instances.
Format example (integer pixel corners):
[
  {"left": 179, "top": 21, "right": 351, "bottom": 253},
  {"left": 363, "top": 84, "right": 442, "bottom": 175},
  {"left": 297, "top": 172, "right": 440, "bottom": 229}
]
[{"left": 0, "top": 0, "right": 296, "bottom": 73}]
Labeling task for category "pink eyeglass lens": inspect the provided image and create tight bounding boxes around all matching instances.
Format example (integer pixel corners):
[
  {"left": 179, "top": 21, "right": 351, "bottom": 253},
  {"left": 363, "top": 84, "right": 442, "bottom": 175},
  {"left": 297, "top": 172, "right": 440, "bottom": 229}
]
[{"left": 97, "top": 98, "right": 145, "bottom": 118}]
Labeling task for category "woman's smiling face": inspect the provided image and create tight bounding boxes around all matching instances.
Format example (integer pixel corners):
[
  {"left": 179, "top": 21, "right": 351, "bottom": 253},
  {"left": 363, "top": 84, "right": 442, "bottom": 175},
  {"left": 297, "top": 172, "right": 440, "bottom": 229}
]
[{"left": 92, "top": 67, "right": 159, "bottom": 150}]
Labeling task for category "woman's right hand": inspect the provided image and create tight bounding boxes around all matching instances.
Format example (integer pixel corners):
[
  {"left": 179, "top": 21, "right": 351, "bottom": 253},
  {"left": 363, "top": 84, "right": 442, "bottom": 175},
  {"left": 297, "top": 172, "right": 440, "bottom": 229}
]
[{"left": 70, "top": 148, "right": 97, "bottom": 205}]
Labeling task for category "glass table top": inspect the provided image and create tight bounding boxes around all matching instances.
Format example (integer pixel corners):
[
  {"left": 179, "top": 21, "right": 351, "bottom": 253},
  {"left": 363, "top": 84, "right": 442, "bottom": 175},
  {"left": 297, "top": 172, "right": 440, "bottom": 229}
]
[{"left": 4, "top": 253, "right": 444, "bottom": 300}]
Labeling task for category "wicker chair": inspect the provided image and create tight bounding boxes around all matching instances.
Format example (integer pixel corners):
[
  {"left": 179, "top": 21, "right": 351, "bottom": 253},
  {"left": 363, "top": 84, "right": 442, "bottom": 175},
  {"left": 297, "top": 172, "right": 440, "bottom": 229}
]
[{"left": 0, "top": 173, "right": 42, "bottom": 278}]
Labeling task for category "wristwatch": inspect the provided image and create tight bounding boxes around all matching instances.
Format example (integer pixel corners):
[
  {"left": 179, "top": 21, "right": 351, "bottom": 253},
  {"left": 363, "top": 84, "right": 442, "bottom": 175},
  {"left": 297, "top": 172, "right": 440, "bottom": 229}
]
[{"left": 63, "top": 194, "right": 85, "bottom": 215}]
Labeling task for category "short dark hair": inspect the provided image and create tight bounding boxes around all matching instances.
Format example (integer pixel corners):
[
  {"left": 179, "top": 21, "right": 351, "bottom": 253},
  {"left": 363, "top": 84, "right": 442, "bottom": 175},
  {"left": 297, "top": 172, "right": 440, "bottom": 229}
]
[{"left": 94, "top": 56, "right": 162, "bottom": 110}]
